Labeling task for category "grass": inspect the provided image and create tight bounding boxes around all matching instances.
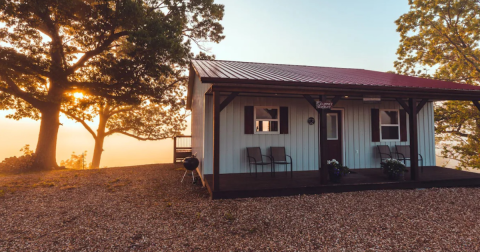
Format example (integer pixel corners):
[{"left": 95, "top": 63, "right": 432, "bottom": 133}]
[{"left": 32, "top": 181, "right": 56, "bottom": 188}]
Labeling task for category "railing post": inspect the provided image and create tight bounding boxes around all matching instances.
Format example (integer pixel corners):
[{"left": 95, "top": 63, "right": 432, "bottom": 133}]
[{"left": 173, "top": 136, "right": 177, "bottom": 163}]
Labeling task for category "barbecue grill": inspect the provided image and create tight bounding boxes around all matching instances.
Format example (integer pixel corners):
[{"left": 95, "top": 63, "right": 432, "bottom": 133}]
[{"left": 182, "top": 154, "right": 199, "bottom": 184}]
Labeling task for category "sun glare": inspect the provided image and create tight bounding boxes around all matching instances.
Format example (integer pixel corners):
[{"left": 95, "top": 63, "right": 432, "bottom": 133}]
[{"left": 73, "top": 92, "right": 84, "bottom": 99}]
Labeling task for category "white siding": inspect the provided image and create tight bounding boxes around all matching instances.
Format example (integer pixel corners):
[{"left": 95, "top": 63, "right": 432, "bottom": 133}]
[
  {"left": 190, "top": 76, "right": 211, "bottom": 177},
  {"left": 337, "top": 100, "right": 436, "bottom": 169},
  {"left": 198, "top": 95, "right": 436, "bottom": 175}
]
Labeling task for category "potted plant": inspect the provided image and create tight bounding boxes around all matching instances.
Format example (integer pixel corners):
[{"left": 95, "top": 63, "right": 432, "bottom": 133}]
[
  {"left": 381, "top": 158, "right": 407, "bottom": 181},
  {"left": 327, "top": 159, "right": 349, "bottom": 183}
]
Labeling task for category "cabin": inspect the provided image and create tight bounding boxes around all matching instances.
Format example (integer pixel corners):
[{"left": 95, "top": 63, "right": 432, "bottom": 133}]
[{"left": 186, "top": 59, "right": 480, "bottom": 199}]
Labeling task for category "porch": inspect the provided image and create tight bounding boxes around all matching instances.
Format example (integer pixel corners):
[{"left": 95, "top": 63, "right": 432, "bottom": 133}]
[{"left": 203, "top": 166, "right": 480, "bottom": 199}]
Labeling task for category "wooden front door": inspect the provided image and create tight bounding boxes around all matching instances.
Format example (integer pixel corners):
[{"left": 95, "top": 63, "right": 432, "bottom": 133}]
[{"left": 326, "top": 110, "right": 343, "bottom": 164}]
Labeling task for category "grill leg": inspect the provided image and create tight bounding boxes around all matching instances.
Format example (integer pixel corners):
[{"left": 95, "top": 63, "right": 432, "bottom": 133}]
[
  {"left": 181, "top": 170, "right": 188, "bottom": 183},
  {"left": 191, "top": 171, "right": 195, "bottom": 183}
]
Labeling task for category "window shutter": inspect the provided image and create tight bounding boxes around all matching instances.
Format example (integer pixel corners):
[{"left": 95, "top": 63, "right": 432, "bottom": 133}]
[
  {"left": 400, "top": 109, "right": 407, "bottom": 142},
  {"left": 244, "top": 106, "right": 254, "bottom": 134},
  {"left": 280, "top": 107, "right": 289, "bottom": 134},
  {"left": 371, "top": 109, "right": 380, "bottom": 142}
]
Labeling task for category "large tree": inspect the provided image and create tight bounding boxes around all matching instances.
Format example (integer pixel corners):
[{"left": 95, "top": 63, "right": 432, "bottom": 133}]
[
  {"left": 395, "top": 0, "right": 480, "bottom": 169},
  {"left": 62, "top": 72, "right": 188, "bottom": 168},
  {"left": 0, "top": 0, "right": 224, "bottom": 170}
]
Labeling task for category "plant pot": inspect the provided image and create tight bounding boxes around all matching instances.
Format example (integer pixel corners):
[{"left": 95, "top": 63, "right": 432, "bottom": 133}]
[
  {"left": 387, "top": 171, "right": 404, "bottom": 181},
  {"left": 328, "top": 165, "right": 342, "bottom": 183}
]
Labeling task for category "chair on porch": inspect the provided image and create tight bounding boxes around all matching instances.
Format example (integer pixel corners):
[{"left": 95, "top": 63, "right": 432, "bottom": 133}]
[
  {"left": 395, "top": 145, "right": 424, "bottom": 173},
  {"left": 377, "top": 145, "right": 394, "bottom": 163},
  {"left": 270, "top": 147, "right": 293, "bottom": 178},
  {"left": 246, "top": 147, "right": 273, "bottom": 177}
]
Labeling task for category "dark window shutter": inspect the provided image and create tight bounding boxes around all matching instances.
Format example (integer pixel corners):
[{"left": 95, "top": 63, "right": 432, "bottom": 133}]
[
  {"left": 400, "top": 109, "right": 407, "bottom": 142},
  {"left": 280, "top": 107, "right": 289, "bottom": 134},
  {"left": 244, "top": 106, "right": 254, "bottom": 134},
  {"left": 371, "top": 109, "right": 380, "bottom": 142}
]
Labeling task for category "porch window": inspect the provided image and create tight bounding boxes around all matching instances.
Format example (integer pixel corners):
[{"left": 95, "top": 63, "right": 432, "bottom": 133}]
[
  {"left": 254, "top": 106, "right": 279, "bottom": 134},
  {"left": 380, "top": 109, "right": 400, "bottom": 141},
  {"left": 327, "top": 113, "right": 338, "bottom": 140}
]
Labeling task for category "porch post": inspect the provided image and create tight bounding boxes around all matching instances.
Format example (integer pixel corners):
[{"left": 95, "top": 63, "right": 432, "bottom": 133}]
[
  {"left": 319, "top": 95, "right": 328, "bottom": 184},
  {"left": 213, "top": 90, "right": 220, "bottom": 191},
  {"left": 408, "top": 98, "right": 420, "bottom": 180}
]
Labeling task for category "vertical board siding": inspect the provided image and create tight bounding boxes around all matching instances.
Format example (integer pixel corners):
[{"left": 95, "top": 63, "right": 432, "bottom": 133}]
[
  {"left": 190, "top": 78, "right": 212, "bottom": 177},
  {"left": 199, "top": 96, "right": 436, "bottom": 175},
  {"left": 203, "top": 95, "right": 213, "bottom": 175},
  {"left": 215, "top": 96, "right": 319, "bottom": 174},
  {"left": 338, "top": 100, "right": 436, "bottom": 169}
]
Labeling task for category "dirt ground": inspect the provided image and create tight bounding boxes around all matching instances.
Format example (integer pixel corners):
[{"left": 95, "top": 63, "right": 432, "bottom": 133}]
[{"left": 1, "top": 164, "right": 480, "bottom": 251}]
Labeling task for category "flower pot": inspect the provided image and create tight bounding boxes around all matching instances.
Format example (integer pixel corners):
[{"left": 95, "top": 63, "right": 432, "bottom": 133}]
[
  {"left": 387, "top": 171, "right": 404, "bottom": 181},
  {"left": 328, "top": 165, "right": 342, "bottom": 183}
]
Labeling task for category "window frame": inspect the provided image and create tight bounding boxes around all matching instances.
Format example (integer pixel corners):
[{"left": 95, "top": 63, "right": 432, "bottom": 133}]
[
  {"left": 253, "top": 106, "right": 280, "bottom": 135},
  {"left": 379, "top": 109, "right": 400, "bottom": 141}
]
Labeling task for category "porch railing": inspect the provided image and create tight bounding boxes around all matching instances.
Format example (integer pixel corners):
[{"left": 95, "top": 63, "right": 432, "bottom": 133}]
[{"left": 173, "top": 136, "right": 192, "bottom": 163}]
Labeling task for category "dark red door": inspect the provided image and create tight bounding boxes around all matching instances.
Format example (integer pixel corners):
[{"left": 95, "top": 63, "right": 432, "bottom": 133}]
[{"left": 326, "top": 110, "right": 342, "bottom": 164}]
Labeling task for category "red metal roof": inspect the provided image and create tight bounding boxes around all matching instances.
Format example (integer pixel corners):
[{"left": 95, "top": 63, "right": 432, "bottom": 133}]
[{"left": 192, "top": 60, "right": 480, "bottom": 92}]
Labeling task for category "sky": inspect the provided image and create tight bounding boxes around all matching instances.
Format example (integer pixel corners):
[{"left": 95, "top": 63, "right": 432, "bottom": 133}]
[{"left": 0, "top": 0, "right": 411, "bottom": 167}]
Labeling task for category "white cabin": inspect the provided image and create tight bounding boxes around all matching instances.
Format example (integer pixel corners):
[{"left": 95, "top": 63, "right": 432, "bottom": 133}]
[{"left": 186, "top": 60, "right": 480, "bottom": 199}]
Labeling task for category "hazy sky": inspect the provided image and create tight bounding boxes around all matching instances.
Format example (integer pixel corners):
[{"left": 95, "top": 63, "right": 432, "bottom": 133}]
[{"left": 0, "top": 0, "right": 410, "bottom": 167}]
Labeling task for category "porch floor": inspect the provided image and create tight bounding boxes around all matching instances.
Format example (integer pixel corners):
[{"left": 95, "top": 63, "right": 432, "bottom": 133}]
[{"left": 203, "top": 166, "right": 480, "bottom": 199}]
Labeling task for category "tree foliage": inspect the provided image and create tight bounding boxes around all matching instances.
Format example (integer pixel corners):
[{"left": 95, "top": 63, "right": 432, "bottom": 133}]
[
  {"left": 395, "top": 0, "right": 480, "bottom": 169},
  {"left": 60, "top": 151, "right": 90, "bottom": 169},
  {"left": 0, "top": 0, "right": 224, "bottom": 169},
  {"left": 62, "top": 72, "right": 188, "bottom": 168},
  {"left": 0, "top": 144, "right": 36, "bottom": 174}
]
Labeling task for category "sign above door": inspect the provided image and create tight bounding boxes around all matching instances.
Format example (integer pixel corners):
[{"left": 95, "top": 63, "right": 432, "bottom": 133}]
[{"left": 316, "top": 101, "right": 333, "bottom": 109}]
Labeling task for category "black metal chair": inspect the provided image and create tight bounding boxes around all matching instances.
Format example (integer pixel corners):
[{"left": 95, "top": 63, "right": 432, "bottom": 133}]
[
  {"left": 270, "top": 147, "right": 293, "bottom": 178},
  {"left": 395, "top": 145, "right": 424, "bottom": 173},
  {"left": 247, "top": 147, "right": 273, "bottom": 177},
  {"left": 377, "top": 145, "right": 394, "bottom": 163}
]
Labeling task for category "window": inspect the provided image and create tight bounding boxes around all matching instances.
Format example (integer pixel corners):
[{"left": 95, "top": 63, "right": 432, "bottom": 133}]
[
  {"left": 327, "top": 113, "right": 338, "bottom": 140},
  {"left": 380, "top": 109, "right": 400, "bottom": 141},
  {"left": 254, "top": 106, "right": 279, "bottom": 134}
]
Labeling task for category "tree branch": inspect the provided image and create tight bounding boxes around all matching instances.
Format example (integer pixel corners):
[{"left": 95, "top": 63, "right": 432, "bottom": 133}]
[
  {"left": 67, "top": 31, "right": 130, "bottom": 74},
  {"left": 0, "top": 74, "right": 46, "bottom": 109},
  {"left": 444, "top": 130, "right": 471, "bottom": 138},
  {"left": 114, "top": 131, "right": 170, "bottom": 141},
  {"left": 60, "top": 109, "right": 97, "bottom": 139}
]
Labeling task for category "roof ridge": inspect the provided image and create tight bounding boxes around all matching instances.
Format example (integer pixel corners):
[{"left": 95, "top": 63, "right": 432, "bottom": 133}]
[{"left": 191, "top": 59, "right": 369, "bottom": 71}]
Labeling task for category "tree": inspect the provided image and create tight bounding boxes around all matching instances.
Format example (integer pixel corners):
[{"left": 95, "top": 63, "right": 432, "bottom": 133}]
[
  {"left": 0, "top": 0, "right": 224, "bottom": 170},
  {"left": 62, "top": 72, "right": 188, "bottom": 169},
  {"left": 395, "top": 0, "right": 480, "bottom": 169},
  {"left": 60, "top": 151, "right": 89, "bottom": 169}
]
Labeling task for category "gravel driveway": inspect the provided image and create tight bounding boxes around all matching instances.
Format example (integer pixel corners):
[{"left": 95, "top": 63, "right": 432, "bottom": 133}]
[{"left": 1, "top": 164, "right": 480, "bottom": 251}]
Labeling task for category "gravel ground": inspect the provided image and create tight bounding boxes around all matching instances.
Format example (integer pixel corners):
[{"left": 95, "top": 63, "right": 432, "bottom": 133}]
[{"left": 1, "top": 164, "right": 480, "bottom": 251}]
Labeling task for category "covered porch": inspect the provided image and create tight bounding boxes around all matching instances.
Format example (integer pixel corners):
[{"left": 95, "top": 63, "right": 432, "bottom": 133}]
[
  {"left": 204, "top": 166, "right": 480, "bottom": 199},
  {"left": 187, "top": 60, "right": 480, "bottom": 199}
]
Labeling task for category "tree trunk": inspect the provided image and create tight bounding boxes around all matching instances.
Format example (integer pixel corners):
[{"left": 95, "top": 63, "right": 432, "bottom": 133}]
[
  {"left": 91, "top": 134, "right": 105, "bottom": 169},
  {"left": 91, "top": 112, "right": 108, "bottom": 169},
  {"left": 33, "top": 103, "right": 61, "bottom": 170}
]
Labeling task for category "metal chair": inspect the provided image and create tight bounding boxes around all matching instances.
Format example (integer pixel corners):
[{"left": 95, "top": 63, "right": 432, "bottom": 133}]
[
  {"left": 270, "top": 147, "right": 293, "bottom": 178},
  {"left": 395, "top": 145, "right": 424, "bottom": 173},
  {"left": 377, "top": 145, "right": 394, "bottom": 162},
  {"left": 246, "top": 147, "right": 273, "bottom": 177}
]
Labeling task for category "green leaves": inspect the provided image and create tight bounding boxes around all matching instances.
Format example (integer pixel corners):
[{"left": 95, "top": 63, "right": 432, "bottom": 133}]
[{"left": 396, "top": 0, "right": 480, "bottom": 169}]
